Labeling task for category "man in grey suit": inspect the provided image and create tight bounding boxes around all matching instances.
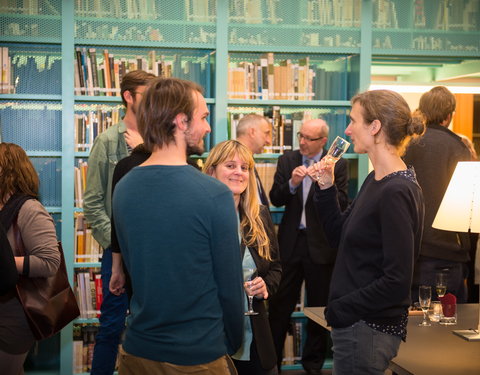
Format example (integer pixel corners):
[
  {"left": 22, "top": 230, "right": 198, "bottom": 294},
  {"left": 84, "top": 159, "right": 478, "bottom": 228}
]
[{"left": 268, "top": 119, "right": 349, "bottom": 374}]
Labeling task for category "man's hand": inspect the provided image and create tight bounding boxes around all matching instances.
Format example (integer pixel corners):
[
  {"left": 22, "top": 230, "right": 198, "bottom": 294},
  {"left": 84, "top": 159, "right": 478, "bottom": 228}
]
[
  {"left": 290, "top": 165, "right": 309, "bottom": 187},
  {"left": 125, "top": 129, "right": 143, "bottom": 149}
]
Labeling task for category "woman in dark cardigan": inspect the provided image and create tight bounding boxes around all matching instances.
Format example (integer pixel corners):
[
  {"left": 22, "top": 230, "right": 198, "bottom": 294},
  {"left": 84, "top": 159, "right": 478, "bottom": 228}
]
[{"left": 204, "top": 140, "right": 282, "bottom": 375}]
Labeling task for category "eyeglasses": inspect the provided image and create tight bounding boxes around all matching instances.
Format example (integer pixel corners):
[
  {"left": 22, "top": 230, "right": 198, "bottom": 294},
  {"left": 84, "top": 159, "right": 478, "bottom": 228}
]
[{"left": 296, "top": 132, "right": 324, "bottom": 142}]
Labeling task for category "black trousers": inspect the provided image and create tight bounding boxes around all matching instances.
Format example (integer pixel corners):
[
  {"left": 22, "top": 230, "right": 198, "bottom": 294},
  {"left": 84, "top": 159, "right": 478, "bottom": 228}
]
[
  {"left": 268, "top": 231, "right": 333, "bottom": 372},
  {"left": 232, "top": 336, "right": 278, "bottom": 375}
]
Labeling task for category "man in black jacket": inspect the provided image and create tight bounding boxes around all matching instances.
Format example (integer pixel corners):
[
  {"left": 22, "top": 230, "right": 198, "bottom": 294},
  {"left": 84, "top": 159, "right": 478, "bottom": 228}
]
[
  {"left": 268, "top": 119, "right": 348, "bottom": 374},
  {"left": 404, "top": 86, "right": 472, "bottom": 302}
]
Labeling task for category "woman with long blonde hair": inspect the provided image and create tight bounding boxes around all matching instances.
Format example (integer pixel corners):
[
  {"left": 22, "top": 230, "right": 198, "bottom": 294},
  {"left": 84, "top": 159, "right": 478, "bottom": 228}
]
[{"left": 204, "top": 140, "right": 281, "bottom": 375}]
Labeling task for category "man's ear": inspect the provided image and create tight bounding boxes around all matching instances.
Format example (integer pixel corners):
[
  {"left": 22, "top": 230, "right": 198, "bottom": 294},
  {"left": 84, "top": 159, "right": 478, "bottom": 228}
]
[
  {"left": 123, "top": 90, "right": 134, "bottom": 106},
  {"left": 248, "top": 126, "right": 256, "bottom": 138},
  {"left": 175, "top": 113, "right": 188, "bottom": 131},
  {"left": 370, "top": 119, "right": 382, "bottom": 136}
]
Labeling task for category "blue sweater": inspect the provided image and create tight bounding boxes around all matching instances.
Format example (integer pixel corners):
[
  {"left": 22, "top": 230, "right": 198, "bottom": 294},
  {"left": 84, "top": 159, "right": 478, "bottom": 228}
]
[
  {"left": 314, "top": 169, "right": 424, "bottom": 328},
  {"left": 113, "top": 164, "right": 244, "bottom": 364}
]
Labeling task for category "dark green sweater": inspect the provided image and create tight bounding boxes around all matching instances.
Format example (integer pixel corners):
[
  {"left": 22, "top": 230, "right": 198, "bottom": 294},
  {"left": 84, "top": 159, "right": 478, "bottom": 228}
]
[{"left": 113, "top": 164, "right": 244, "bottom": 364}]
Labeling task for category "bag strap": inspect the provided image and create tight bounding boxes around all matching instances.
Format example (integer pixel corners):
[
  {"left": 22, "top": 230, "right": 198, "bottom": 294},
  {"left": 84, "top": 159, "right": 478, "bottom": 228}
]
[{"left": 12, "top": 215, "right": 26, "bottom": 257}]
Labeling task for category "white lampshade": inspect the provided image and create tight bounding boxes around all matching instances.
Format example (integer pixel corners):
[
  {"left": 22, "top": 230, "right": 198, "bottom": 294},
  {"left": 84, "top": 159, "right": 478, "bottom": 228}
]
[{"left": 432, "top": 161, "right": 480, "bottom": 233}]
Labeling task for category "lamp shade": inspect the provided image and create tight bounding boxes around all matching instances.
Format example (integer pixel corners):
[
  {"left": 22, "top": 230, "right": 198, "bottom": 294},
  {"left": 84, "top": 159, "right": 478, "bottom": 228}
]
[{"left": 432, "top": 161, "right": 480, "bottom": 233}]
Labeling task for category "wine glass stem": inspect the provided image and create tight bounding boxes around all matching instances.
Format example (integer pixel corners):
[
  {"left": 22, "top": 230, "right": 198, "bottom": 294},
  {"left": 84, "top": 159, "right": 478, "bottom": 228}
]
[{"left": 248, "top": 296, "right": 254, "bottom": 311}]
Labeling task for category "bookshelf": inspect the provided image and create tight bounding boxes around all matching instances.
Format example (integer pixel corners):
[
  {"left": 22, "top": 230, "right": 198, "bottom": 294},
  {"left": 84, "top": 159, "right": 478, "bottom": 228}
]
[{"left": 0, "top": 0, "right": 478, "bottom": 374}]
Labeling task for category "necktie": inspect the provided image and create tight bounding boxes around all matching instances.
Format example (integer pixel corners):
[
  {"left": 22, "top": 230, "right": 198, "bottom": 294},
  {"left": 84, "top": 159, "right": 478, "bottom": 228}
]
[{"left": 300, "top": 159, "right": 313, "bottom": 229}]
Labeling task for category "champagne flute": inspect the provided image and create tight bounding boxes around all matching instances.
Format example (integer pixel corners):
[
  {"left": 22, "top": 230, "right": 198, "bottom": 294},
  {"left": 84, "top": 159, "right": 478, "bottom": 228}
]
[
  {"left": 435, "top": 272, "right": 447, "bottom": 298},
  {"left": 316, "top": 136, "right": 351, "bottom": 185},
  {"left": 418, "top": 285, "right": 432, "bottom": 326},
  {"left": 243, "top": 267, "right": 259, "bottom": 316}
]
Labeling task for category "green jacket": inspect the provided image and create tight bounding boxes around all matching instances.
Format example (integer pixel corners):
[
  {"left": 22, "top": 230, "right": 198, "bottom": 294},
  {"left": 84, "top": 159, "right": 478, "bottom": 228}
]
[{"left": 83, "top": 121, "right": 128, "bottom": 249}]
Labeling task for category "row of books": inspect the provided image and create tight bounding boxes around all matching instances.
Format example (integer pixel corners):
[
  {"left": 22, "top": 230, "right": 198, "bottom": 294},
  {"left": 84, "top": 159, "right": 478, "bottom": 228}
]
[
  {"left": 74, "top": 48, "right": 212, "bottom": 97},
  {"left": 0, "top": 46, "right": 61, "bottom": 95},
  {"left": 229, "top": 0, "right": 281, "bottom": 24},
  {"left": 74, "top": 105, "right": 122, "bottom": 152},
  {"left": 31, "top": 157, "right": 62, "bottom": 207},
  {"left": 73, "top": 324, "right": 120, "bottom": 374},
  {"left": 74, "top": 213, "right": 103, "bottom": 263},
  {"left": 73, "top": 324, "right": 98, "bottom": 374},
  {"left": 228, "top": 109, "right": 350, "bottom": 154},
  {"left": 303, "top": 0, "right": 361, "bottom": 27},
  {"left": 372, "top": 0, "right": 478, "bottom": 31},
  {"left": 228, "top": 53, "right": 352, "bottom": 101},
  {"left": 74, "top": 268, "right": 102, "bottom": 319},
  {"left": 75, "top": 0, "right": 157, "bottom": 19},
  {"left": 0, "top": 0, "right": 60, "bottom": 15}
]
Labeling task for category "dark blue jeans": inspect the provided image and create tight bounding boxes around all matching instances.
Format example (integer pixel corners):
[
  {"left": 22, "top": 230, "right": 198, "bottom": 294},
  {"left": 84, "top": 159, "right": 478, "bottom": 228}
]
[
  {"left": 331, "top": 321, "right": 401, "bottom": 375},
  {"left": 91, "top": 248, "right": 129, "bottom": 375}
]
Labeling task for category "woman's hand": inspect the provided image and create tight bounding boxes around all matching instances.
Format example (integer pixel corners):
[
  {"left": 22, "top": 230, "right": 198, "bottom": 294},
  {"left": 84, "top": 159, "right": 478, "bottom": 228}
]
[
  {"left": 244, "top": 276, "right": 269, "bottom": 300},
  {"left": 311, "top": 159, "right": 335, "bottom": 189},
  {"left": 109, "top": 271, "right": 125, "bottom": 296}
]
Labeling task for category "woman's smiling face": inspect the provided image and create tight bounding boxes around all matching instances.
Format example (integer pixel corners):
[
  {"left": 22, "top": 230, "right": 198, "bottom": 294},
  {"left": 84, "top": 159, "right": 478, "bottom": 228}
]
[{"left": 211, "top": 153, "right": 250, "bottom": 197}]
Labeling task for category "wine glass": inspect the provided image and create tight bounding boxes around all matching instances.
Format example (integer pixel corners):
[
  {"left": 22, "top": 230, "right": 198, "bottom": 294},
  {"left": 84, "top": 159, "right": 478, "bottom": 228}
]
[
  {"left": 316, "top": 136, "right": 351, "bottom": 185},
  {"left": 435, "top": 272, "right": 447, "bottom": 298},
  {"left": 243, "top": 267, "right": 259, "bottom": 316},
  {"left": 418, "top": 285, "right": 432, "bottom": 326}
]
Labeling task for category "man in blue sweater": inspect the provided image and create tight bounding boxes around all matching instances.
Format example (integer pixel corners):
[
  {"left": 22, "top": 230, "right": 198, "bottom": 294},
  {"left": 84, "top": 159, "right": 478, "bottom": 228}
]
[{"left": 112, "top": 77, "right": 244, "bottom": 374}]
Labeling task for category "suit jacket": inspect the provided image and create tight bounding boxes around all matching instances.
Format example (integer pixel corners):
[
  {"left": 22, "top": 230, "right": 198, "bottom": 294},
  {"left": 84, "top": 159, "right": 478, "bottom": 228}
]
[
  {"left": 270, "top": 149, "right": 348, "bottom": 265},
  {"left": 240, "top": 205, "right": 282, "bottom": 369}
]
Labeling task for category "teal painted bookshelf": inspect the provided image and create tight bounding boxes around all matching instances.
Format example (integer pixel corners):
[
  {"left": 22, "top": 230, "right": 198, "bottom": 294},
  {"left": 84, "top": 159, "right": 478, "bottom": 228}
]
[{"left": 1, "top": 0, "right": 479, "bottom": 374}]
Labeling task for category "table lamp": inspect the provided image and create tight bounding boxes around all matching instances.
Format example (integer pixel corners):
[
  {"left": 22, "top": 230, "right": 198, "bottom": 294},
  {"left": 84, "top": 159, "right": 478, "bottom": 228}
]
[{"left": 432, "top": 161, "right": 480, "bottom": 341}]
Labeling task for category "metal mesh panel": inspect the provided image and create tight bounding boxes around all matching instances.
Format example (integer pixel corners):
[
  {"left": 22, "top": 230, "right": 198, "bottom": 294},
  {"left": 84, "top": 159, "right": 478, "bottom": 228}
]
[
  {"left": 2, "top": 44, "right": 62, "bottom": 94},
  {"left": 372, "top": 0, "right": 480, "bottom": 54},
  {"left": 0, "top": 101, "right": 62, "bottom": 152},
  {"left": 74, "top": 0, "right": 216, "bottom": 45},
  {"left": 0, "top": 0, "right": 62, "bottom": 40},
  {"left": 30, "top": 157, "right": 62, "bottom": 207},
  {"left": 50, "top": 213, "right": 62, "bottom": 238},
  {"left": 228, "top": 0, "right": 361, "bottom": 49}
]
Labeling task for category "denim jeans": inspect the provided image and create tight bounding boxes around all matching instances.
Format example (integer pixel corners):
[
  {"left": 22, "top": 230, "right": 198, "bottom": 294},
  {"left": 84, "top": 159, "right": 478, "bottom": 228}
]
[
  {"left": 91, "top": 248, "right": 129, "bottom": 375},
  {"left": 331, "top": 320, "right": 401, "bottom": 375}
]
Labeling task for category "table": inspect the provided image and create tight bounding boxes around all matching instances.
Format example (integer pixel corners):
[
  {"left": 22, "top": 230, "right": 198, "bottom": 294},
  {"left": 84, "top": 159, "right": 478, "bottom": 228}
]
[{"left": 304, "top": 304, "right": 480, "bottom": 375}]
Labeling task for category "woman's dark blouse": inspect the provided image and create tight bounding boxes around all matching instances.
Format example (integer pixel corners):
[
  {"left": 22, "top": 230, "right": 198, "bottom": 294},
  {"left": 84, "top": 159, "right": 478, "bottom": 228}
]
[{"left": 313, "top": 168, "right": 424, "bottom": 338}]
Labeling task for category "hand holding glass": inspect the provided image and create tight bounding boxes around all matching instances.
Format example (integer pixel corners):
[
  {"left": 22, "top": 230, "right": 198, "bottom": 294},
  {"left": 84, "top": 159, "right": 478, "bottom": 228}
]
[
  {"left": 316, "top": 136, "right": 350, "bottom": 185},
  {"left": 243, "top": 267, "right": 259, "bottom": 316},
  {"left": 418, "top": 285, "right": 432, "bottom": 326}
]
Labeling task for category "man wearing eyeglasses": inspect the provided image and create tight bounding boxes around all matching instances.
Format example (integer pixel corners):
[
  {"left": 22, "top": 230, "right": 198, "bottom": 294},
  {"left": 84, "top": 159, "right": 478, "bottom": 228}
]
[{"left": 268, "top": 118, "right": 349, "bottom": 375}]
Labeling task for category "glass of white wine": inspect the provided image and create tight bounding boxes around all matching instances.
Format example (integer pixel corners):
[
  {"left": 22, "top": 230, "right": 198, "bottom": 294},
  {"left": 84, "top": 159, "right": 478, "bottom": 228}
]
[
  {"left": 435, "top": 272, "right": 447, "bottom": 298},
  {"left": 243, "top": 267, "right": 259, "bottom": 316},
  {"left": 418, "top": 285, "right": 432, "bottom": 327},
  {"left": 316, "top": 136, "right": 351, "bottom": 185}
]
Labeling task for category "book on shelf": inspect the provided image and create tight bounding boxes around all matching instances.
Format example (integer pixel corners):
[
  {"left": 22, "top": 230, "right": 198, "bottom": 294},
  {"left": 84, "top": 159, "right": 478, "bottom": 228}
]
[
  {"left": 282, "top": 321, "right": 303, "bottom": 365},
  {"left": 0, "top": 47, "right": 12, "bottom": 94},
  {"left": 74, "top": 213, "right": 102, "bottom": 263}
]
